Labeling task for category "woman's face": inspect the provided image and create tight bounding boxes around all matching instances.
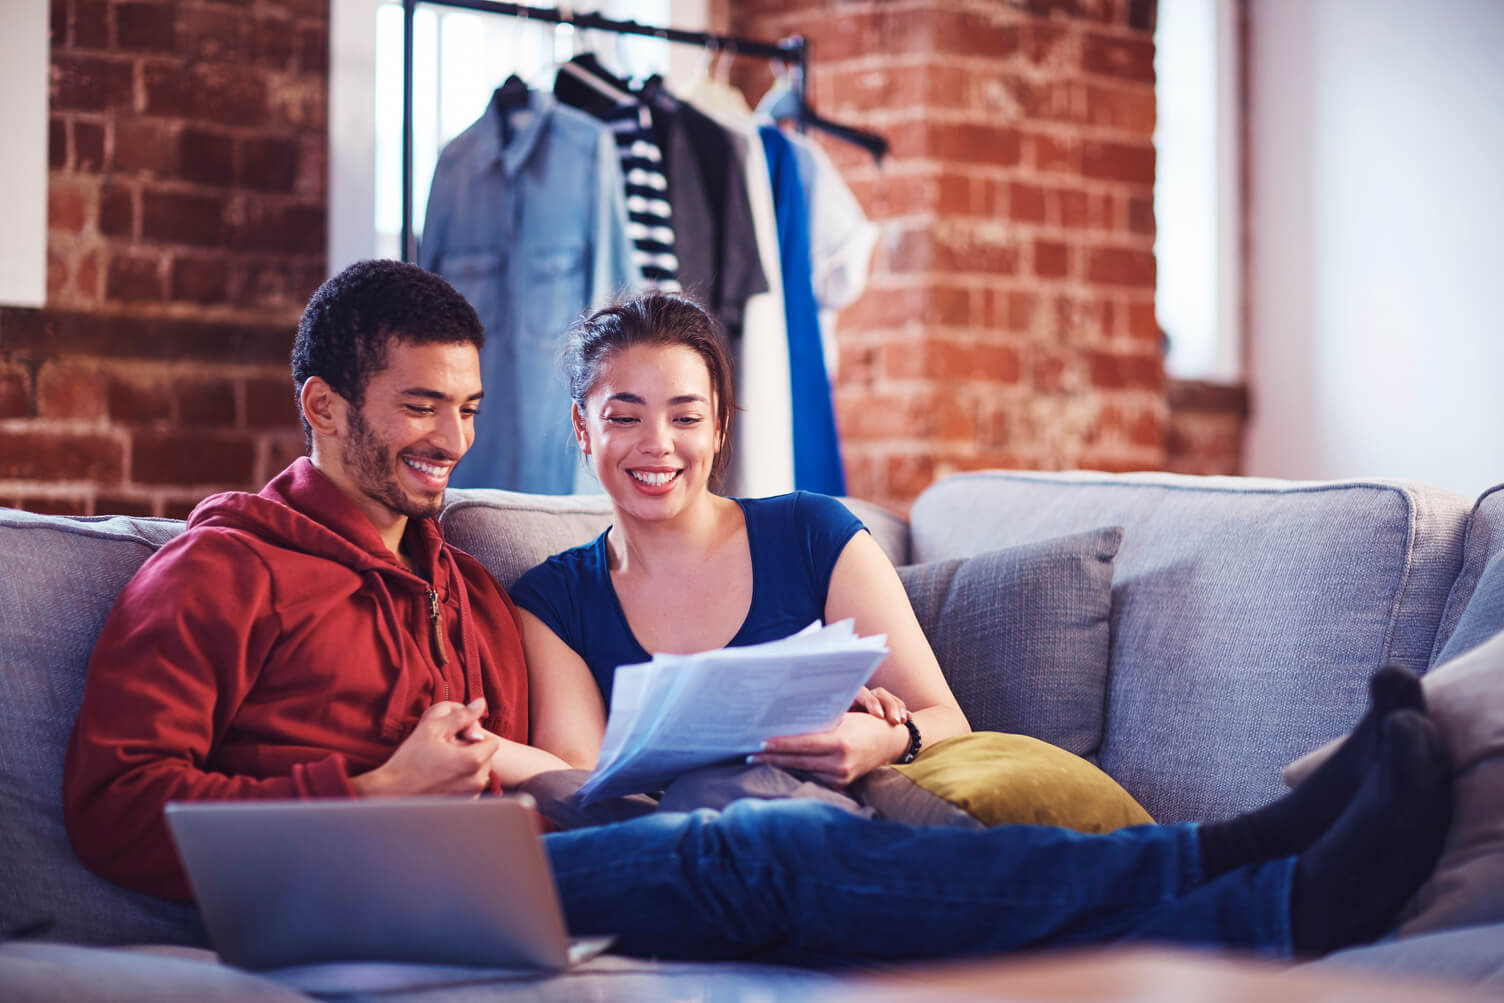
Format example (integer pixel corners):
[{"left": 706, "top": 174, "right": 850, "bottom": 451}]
[{"left": 576, "top": 343, "right": 721, "bottom": 522}]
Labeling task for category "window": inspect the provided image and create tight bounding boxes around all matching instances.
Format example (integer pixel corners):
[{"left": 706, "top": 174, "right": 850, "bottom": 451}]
[
  {"left": 331, "top": 0, "right": 692, "bottom": 271},
  {"left": 1153, "top": 0, "right": 1242, "bottom": 382}
]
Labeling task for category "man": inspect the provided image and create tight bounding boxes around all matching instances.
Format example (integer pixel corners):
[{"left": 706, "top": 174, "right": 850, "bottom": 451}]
[{"left": 64, "top": 260, "right": 1450, "bottom": 962}]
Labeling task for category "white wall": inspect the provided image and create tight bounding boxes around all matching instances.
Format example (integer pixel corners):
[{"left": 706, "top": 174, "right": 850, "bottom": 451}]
[
  {"left": 0, "top": 2, "right": 49, "bottom": 307},
  {"left": 1245, "top": 0, "right": 1504, "bottom": 499}
]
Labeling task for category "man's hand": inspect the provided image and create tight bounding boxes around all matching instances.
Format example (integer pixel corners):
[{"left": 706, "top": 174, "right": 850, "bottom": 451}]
[
  {"left": 352, "top": 698, "right": 499, "bottom": 797},
  {"left": 752, "top": 711, "right": 910, "bottom": 789}
]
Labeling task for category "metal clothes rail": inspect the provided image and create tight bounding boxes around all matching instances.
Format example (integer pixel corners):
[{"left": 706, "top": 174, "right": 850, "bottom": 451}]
[{"left": 398, "top": 0, "right": 809, "bottom": 261}]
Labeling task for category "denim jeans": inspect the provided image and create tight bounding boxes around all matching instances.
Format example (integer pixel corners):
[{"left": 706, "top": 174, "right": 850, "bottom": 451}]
[{"left": 543, "top": 798, "right": 1294, "bottom": 963}]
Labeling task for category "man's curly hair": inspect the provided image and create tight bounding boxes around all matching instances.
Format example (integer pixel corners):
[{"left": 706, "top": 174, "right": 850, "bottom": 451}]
[{"left": 290, "top": 259, "right": 484, "bottom": 444}]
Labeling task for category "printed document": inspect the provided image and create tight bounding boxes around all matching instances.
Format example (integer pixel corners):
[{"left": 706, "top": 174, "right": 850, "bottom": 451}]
[{"left": 576, "top": 620, "right": 889, "bottom": 802}]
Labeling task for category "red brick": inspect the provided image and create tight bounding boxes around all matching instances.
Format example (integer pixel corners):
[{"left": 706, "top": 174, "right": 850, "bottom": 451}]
[
  {"left": 1022, "top": 23, "right": 1072, "bottom": 65},
  {"left": 884, "top": 453, "right": 938, "bottom": 503},
  {"left": 1081, "top": 140, "right": 1155, "bottom": 185},
  {"left": 180, "top": 127, "right": 237, "bottom": 187},
  {"left": 1086, "top": 81, "right": 1157, "bottom": 134},
  {"left": 245, "top": 377, "right": 296, "bottom": 429},
  {"left": 232, "top": 202, "right": 325, "bottom": 255},
  {"left": 1009, "top": 182, "right": 1047, "bottom": 223},
  {"left": 49, "top": 181, "right": 92, "bottom": 234},
  {"left": 197, "top": 66, "right": 271, "bottom": 128},
  {"left": 72, "top": 120, "right": 105, "bottom": 171},
  {"left": 932, "top": 123, "right": 1022, "bottom": 167},
  {"left": 141, "top": 63, "right": 195, "bottom": 118},
  {"left": 51, "top": 54, "right": 134, "bottom": 112},
  {"left": 0, "top": 367, "right": 31, "bottom": 419},
  {"left": 1086, "top": 246, "right": 1155, "bottom": 286},
  {"left": 298, "top": 24, "right": 329, "bottom": 73},
  {"left": 1056, "top": 187, "right": 1089, "bottom": 228},
  {"left": 142, "top": 189, "right": 228, "bottom": 247},
  {"left": 108, "top": 376, "right": 172, "bottom": 423},
  {"left": 106, "top": 253, "right": 165, "bottom": 303},
  {"left": 116, "top": 2, "right": 177, "bottom": 53},
  {"left": 50, "top": 117, "right": 67, "bottom": 168},
  {"left": 76, "top": 249, "right": 102, "bottom": 301},
  {"left": 18, "top": 496, "right": 91, "bottom": 516},
  {"left": 131, "top": 431, "right": 256, "bottom": 485},
  {"left": 171, "top": 256, "right": 229, "bottom": 304},
  {"left": 0, "top": 431, "right": 124, "bottom": 483},
  {"left": 1033, "top": 239, "right": 1070, "bottom": 278},
  {"left": 69, "top": 0, "right": 111, "bottom": 50},
  {"left": 1082, "top": 33, "right": 1155, "bottom": 83},
  {"left": 177, "top": 380, "right": 237, "bottom": 427},
  {"left": 1087, "top": 350, "right": 1164, "bottom": 391},
  {"left": 259, "top": 433, "right": 309, "bottom": 482},
  {"left": 177, "top": 4, "right": 255, "bottom": 62},
  {"left": 96, "top": 495, "right": 159, "bottom": 517},
  {"left": 1026, "top": 131, "right": 1077, "bottom": 173},
  {"left": 47, "top": 246, "right": 68, "bottom": 302},
  {"left": 240, "top": 136, "right": 300, "bottom": 192},
  {"left": 265, "top": 76, "right": 325, "bottom": 130},
  {"left": 1004, "top": 290, "right": 1038, "bottom": 332},
  {"left": 111, "top": 119, "right": 179, "bottom": 176},
  {"left": 933, "top": 10, "right": 1021, "bottom": 59},
  {"left": 99, "top": 181, "right": 135, "bottom": 237},
  {"left": 1126, "top": 194, "right": 1155, "bottom": 236},
  {"left": 1125, "top": 300, "right": 1160, "bottom": 342},
  {"left": 162, "top": 499, "right": 199, "bottom": 521},
  {"left": 253, "top": 15, "right": 296, "bottom": 69},
  {"left": 37, "top": 363, "right": 108, "bottom": 421},
  {"left": 1022, "top": 0, "right": 1119, "bottom": 26}
]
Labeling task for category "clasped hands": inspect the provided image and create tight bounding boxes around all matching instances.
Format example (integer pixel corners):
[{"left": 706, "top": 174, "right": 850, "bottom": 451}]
[
  {"left": 352, "top": 698, "right": 498, "bottom": 798},
  {"left": 747, "top": 686, "right": 911, "bottom": 789}
]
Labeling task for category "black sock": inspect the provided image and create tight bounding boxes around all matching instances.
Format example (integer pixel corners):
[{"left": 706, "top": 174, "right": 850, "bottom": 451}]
[
  {"left": 1199, "top": 664, "right": 1424, "bottom": 880},
  {"left": 1290, "top": 709, "right": 1450, "bottom": 956}
]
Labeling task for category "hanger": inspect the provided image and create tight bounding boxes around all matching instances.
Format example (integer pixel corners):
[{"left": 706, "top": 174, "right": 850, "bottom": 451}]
[
  {"left": 490, "top": 73, "right": 529, "bottom": 145},
  {"left": 758, "top": 62, "right": 889, "bottom": 164}
]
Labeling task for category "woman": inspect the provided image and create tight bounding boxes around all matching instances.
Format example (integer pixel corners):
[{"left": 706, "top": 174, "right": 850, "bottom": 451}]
[{"left": 508, "top": 293, "right": 969, "bottom": 796}]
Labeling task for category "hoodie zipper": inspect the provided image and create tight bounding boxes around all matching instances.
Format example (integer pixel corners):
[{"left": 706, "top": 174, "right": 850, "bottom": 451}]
[{"left": 427, "top": 586, "right": 450, "bottom": 675}]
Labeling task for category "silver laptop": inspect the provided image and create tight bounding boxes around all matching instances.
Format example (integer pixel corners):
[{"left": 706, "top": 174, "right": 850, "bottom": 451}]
[{"left": 164, "top": 795, "right": 614, "bottom": 971}]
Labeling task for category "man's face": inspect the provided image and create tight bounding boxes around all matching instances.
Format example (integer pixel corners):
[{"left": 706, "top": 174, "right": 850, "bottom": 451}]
[{"left": 334, "top": 339, "right": 483, "bottom": 530}]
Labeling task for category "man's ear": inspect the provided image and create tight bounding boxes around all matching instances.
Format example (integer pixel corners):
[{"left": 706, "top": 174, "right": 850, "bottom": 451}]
[
  {"left": 300, "top": 377, "right": 345, "bottom": 440},
  {"left": 572, "top": 403, "right": 590, "bottom": 455}
]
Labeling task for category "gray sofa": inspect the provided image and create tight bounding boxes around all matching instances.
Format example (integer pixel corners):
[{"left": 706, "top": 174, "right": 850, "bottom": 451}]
[{"left": 3, "top": 470, "right": 1502, "bottom": 999}]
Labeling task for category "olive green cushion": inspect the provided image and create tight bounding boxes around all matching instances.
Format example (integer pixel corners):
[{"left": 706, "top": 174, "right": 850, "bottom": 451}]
[{"left": 855, "top": 732, "right": 1154, "bottom": 832}]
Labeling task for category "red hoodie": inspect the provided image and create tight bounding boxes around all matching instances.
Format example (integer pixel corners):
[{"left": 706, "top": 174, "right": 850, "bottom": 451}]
[{"left": 63, "top": 458, "right": 529, "bottom": 900}]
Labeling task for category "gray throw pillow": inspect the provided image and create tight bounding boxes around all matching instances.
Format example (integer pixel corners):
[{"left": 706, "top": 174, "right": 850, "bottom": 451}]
[{"left": 896, "top": 527, "right": 1123, "bottom": 759}]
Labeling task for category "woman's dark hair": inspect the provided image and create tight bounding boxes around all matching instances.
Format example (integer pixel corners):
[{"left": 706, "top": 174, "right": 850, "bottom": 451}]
[
  {"left": 565, "top": 293, "right": 737, "bottom": 487},
  {"left": 291, "top": 259, "right": 483, "bottom": 444}
]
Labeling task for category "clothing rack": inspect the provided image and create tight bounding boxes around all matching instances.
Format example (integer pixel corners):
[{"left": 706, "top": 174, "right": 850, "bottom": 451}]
[{"left": 398, "top": 0, "right": 810, "bottom": 262}]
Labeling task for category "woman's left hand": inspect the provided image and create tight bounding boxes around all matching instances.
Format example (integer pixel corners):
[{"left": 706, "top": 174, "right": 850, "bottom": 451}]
[{"left": 752, "top": 712, "right": 909, "bottom": 788}]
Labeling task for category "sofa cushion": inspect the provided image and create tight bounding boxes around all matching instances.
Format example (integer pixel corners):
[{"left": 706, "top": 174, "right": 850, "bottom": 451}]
[
  {"left": 909, "top": 471, "right": 1473, "bottom": 824},
  {"left": 439, "top": 490, "right": 909, "bottom": 590},
  {"left": 0, "top": 509, "right": 204, "bottom": 946},
  {"left": 1431, "top": 483, "right": 1504, "bottom": 666},
  {"left": 855, "top": 732, "right": 1153, "bottom": 832},
  {"left": 1285, "top": 627, "right": 1504, "bottom": 939},
  {"left": 895, "top": 528, "right": 1122, "bottom": 758}
]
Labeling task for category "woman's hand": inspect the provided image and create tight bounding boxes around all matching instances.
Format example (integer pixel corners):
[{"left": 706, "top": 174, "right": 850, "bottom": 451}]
[
  {"left": 752, "top": 711, "right": 910, "bottom": 788},
  {"left": 851, "top": 685, "right": 908, "bottom": 726}
]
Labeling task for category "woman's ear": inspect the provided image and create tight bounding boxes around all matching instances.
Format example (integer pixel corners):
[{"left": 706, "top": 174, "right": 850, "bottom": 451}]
[{"left": 571, "top": 403, "right": 590, "bottom": 455}]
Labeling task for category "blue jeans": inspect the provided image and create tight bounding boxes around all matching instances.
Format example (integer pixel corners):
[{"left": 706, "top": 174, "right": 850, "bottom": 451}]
[{"left": 543, "top": 799, "right": 1294, "bottom": 963}]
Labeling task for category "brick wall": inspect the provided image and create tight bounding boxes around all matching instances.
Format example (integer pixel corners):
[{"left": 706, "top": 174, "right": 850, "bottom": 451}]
[
  {"left": 0, "top": 0, "right": 325, "bottom": 517},
  {"left": 725, "top": 0, "right": 1169, "bottom": 511}
]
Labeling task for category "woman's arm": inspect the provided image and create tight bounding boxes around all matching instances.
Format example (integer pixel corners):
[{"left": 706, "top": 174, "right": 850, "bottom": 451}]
[
  {"left": 516, "top": 607, "right": 609, "bottom": 770},
  {"left": 755, "top": 531, "right": 971, "bottom": 786}
]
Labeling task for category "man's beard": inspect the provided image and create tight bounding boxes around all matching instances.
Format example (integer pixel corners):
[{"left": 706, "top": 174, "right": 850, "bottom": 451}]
[{"left": 344, "top": 407, "right": 445, "bottom": 521}]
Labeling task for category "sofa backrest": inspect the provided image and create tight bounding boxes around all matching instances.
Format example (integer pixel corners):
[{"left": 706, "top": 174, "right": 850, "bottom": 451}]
[
  {"left": 1432, "top": 484, "right": 1504, "bottom": 666},
  {"left": 438, "top": 488, "right": 911, "bottom": 588},
  {"left": 0, "top": 508, "right": 202, "bottom": 946},
  {"left": 908, "top": 471, "right": 1474, "bottom": 825}
]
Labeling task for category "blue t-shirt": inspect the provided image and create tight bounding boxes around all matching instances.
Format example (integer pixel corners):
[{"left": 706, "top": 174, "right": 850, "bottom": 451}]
[{"left": 509, "top": 492, "right": 866, "bottom": 703}]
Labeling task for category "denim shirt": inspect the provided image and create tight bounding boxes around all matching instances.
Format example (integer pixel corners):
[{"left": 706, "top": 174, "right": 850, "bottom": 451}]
[{"left": 420, "top": 90, "right": 640, "bottom": 492}]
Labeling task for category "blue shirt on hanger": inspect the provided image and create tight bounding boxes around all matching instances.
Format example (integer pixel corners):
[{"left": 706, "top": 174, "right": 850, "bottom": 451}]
[{"left": 420, "top": 90, "right": 640, "bottom": 493}]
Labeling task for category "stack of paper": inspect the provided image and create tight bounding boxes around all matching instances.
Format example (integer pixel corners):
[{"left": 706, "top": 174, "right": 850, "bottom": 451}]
[{"left": 576, "top": 620, "right": 889, "bottom": 803}]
